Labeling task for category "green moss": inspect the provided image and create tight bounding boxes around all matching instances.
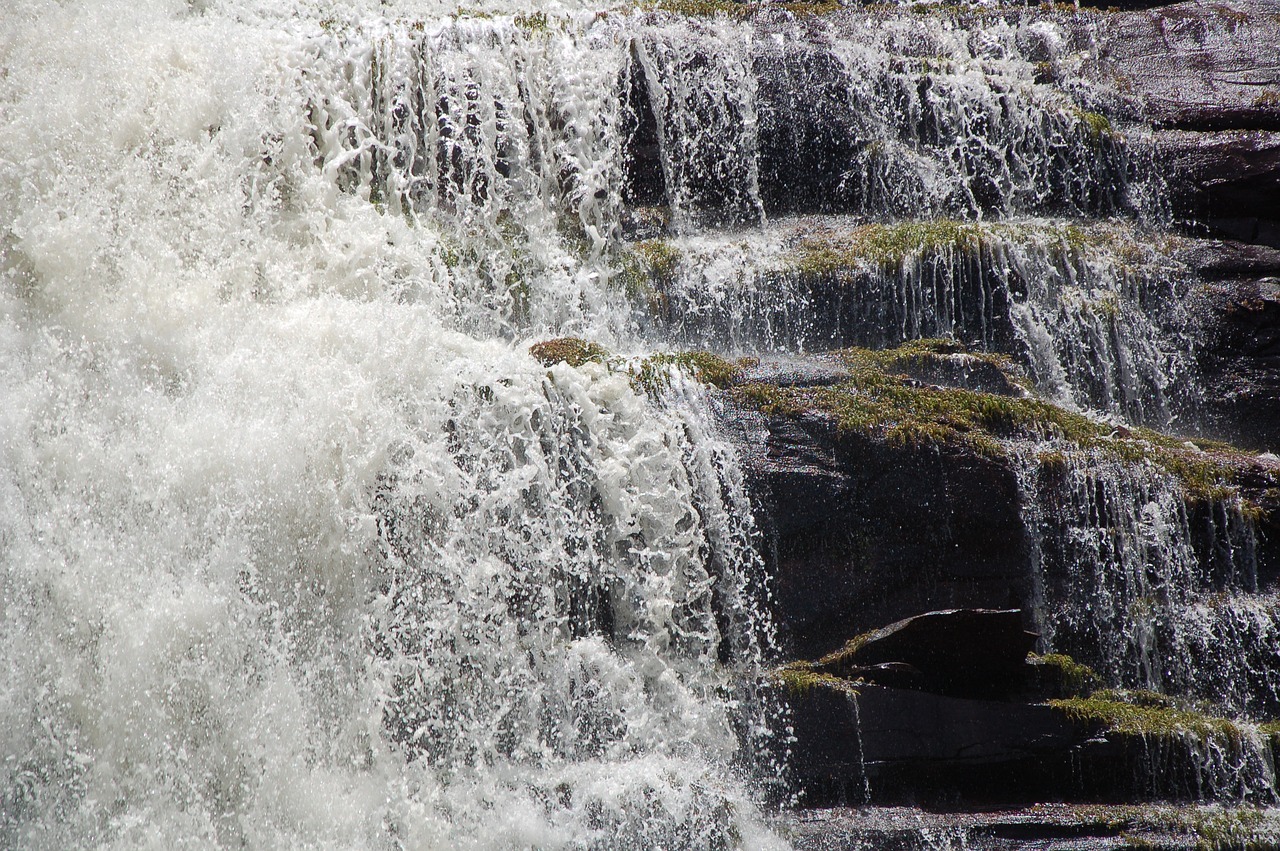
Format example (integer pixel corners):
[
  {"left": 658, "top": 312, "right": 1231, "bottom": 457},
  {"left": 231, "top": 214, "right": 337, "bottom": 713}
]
[
  {"left": 812, "top": 630, "right": 878, "bottom": 671},
  {"left": 1072, "top": 107, "right": 1115, "bottom": 143},
  {"left": 771, "top": 664, "right": 860, "bottom": 697},
  {"left": 1037, "top": 449, "right": 1069, "bottom": 474},
  {"left": 628, "top": 351, "right": 753, "bottom": 395},
  {"left": 633, "top": 240, "right": 680, "bottom": 281},
  {"left": 641, "top": 0, "right": 841, "bottom": 17},
  {"left": 1029, "top": 652, "right": 1101, "bottom": 695},
  {"left": 730, "top": 340, "right": 1260, "bottom": 505},
  {"left": 734, "top": 345, "right": 1080, "bottom": 459},
  {"left": 774, "top": 0, "right": 843, "bottom": 14},
  {"left": 529, "top": 340, "right": 754, "bottom": 396},
  {"left": 529, "top": 337, "right": 610, "bottom": 368},
  {"left": 792, "top": 220, "right": 987, "bottom": 274},
  {"left": 513, "top": 11, "right": 549, "bottom": 31},
  {"left": 783, "top": 219, "right": 1177, "bottom": 280},
  {"left": 616, "top": 239, "right": 681, "bottom": 316},
  {"left": 644, "top": 0, "right": 755, "bottom": 17},
  {"left": 1191, "top": 808, "right": 1269, "bottom": 850},
  {"left": 1050, "top": 692, "right": 1244, "bottom": 744},
  {"left": 1037, "top": 805, "right": 1279, "bottom": 851},
  {"left": 660, "top": 351, "right": 748, "bottom": 388}
]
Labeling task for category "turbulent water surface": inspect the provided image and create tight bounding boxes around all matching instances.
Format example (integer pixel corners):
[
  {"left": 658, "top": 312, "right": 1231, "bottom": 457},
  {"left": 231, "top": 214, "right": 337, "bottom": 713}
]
[{"left": 0, "top": 1, "right": 794, "bottom": 846}]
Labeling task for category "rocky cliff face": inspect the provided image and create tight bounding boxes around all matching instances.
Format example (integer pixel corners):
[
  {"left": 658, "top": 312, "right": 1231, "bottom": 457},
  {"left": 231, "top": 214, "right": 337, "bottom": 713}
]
[{"left": 607, "top": 0, "right": 1280, "bottom": 823}]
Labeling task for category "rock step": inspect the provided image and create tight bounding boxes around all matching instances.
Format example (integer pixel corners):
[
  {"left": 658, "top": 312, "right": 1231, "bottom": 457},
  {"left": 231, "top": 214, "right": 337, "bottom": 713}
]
[
  {"left": 772, "top": 610, "right": 1280, "bottom": 808},
  {"left": 781, "top": 804, "right": 1280, "bottom": 850},
  {"left": 780, "top": 680, "right": 1279, "bottom": 807}
]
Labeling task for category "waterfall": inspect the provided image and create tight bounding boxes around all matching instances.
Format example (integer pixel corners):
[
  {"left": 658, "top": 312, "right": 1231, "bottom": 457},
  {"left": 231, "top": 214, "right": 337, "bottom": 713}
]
[
  {"left": 0, "top": 4, "right": 790, "bottom": 846},
  {"left": 2, "top": 0, "right": 1271, "bottom": 841}
]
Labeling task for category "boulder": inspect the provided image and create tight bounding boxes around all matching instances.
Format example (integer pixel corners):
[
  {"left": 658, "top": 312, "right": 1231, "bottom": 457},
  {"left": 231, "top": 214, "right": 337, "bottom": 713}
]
[{"left": 722, "top": 350, "right": 1280, "bottom": 658}]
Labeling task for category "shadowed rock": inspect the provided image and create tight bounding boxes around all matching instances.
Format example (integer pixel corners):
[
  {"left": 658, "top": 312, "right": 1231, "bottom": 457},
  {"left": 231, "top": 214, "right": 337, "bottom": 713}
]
[{"left": 815, "top": 608, "right": 1039, "bottom": 700}]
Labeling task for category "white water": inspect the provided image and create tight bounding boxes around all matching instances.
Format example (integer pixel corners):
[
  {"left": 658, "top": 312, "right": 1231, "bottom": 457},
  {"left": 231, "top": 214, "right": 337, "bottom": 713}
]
[
  {"left": 4, "top": 0, "right": 1273, "bottom": 840},
  {"left": 0, "top": 3, "right": 790, "bottom": 846}
]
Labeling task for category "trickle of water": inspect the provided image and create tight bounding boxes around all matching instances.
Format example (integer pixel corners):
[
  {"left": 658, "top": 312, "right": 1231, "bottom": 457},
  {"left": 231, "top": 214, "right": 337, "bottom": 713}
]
[{"left": 1019, "top": 450, "right": 1279, "bottom": 717}]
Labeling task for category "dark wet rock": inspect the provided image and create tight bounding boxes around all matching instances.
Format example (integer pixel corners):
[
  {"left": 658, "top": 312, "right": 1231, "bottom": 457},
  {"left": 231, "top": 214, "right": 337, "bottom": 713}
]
[
  {"left": 728, "top": 402, "right": 1032, "bottom": 658},
  {"left": 813, "top": 609, "right": 1039, "bottom": 701},
  {"left": 753, "top": 32, "right": 866, "bottom": 216},
  {"left": 782, "top": 804, "right": 1280, "bottom": 851},
  {"left": 1094, "top": 1, "right": 1280, "bottom": 132},
  {"left": 1197, "top": 276, "right": 1280, "bottom": 450},
  {"left": 778, "top": 671, "right": 1280, "bottom": 806},
  {"left": 1154, "top": 130, "right": 1280, "bottom": 247},
  {"left": 739, "top": 356, "right": 853, "bottom": 390},
  {"left": 890, "top": 352, "right": 1030, "bottom": 398},
  {"left": 1088, "top": 1, "right": 1280, "bottom": 245},
  {"left": 1178, "top": 237, "right": 1280, "bottom": 278},
  {"left": 782, "top": 682, "right": 1089, "bottom": 806}
]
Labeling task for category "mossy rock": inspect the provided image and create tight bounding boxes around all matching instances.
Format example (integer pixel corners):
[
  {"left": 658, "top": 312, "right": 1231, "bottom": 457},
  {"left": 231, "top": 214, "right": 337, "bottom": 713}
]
[
  {"left": 528, "top": 339, "right": 752, "bottom": 394},
  {"left": 783, "top": 219, "right": 1171, "bottom": 278},
  {"left": 1027, "top": 652, "right": 1102, "bottom": 698},
  {"left": 1049, "top": 689, "right": 1248, "bottom": 745},
  {"left": 529, "top": 337, "right": 610, "bottom": 368},
  {"left": 629, "top": 350, "right": 754, "bottom": 393},
  {"left": 730, "top": 340, "right": 1273, "bottom": 509}
]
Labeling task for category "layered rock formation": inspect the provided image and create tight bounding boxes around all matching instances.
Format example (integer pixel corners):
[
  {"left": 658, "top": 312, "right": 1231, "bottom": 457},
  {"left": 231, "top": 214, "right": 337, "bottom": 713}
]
[{"left": 611, "top": 0, "right": 1280, "bottom": 826}]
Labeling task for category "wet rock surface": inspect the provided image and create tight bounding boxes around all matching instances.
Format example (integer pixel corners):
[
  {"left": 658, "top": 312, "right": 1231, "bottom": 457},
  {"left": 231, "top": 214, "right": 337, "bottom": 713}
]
[
  {"left": 1155, "top": 129, "right": 1280, "bottom": 247},
  {"left": 1092, "top": 0, "right": 1280, "bottom": 132},
  {"left": 780, "top": 804, "right": 1280, "bottom": 850},
  {"left": 729, "top": 399, "right": 1032, "bottom": 659},
  {"left": 1197, "top": 271, "right": 1280, "bottom": 451},
  {"left": 784, "top": 682, "right": 1088, "bottom": 807},
  {"left": 812, "top": 609, "right": 1038, "bottom": 700},
  {"left": 773, "top": 607, "right": 1280, "bottom": 808}
]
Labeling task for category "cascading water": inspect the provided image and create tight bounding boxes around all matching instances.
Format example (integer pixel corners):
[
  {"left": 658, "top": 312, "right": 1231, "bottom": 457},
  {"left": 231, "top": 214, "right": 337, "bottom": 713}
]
[
  {"left": 1020, "top": 449, "right": 1278, "bottom": 716},
  {"left": 3, "top": 0, "right": 1274, "bottom": 842},
  {"left": 0, "top": 3, "right": 790, "bottom": 846},
  {"left": 625, "top": 219, "right": 1197, "bottom": 427}
]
